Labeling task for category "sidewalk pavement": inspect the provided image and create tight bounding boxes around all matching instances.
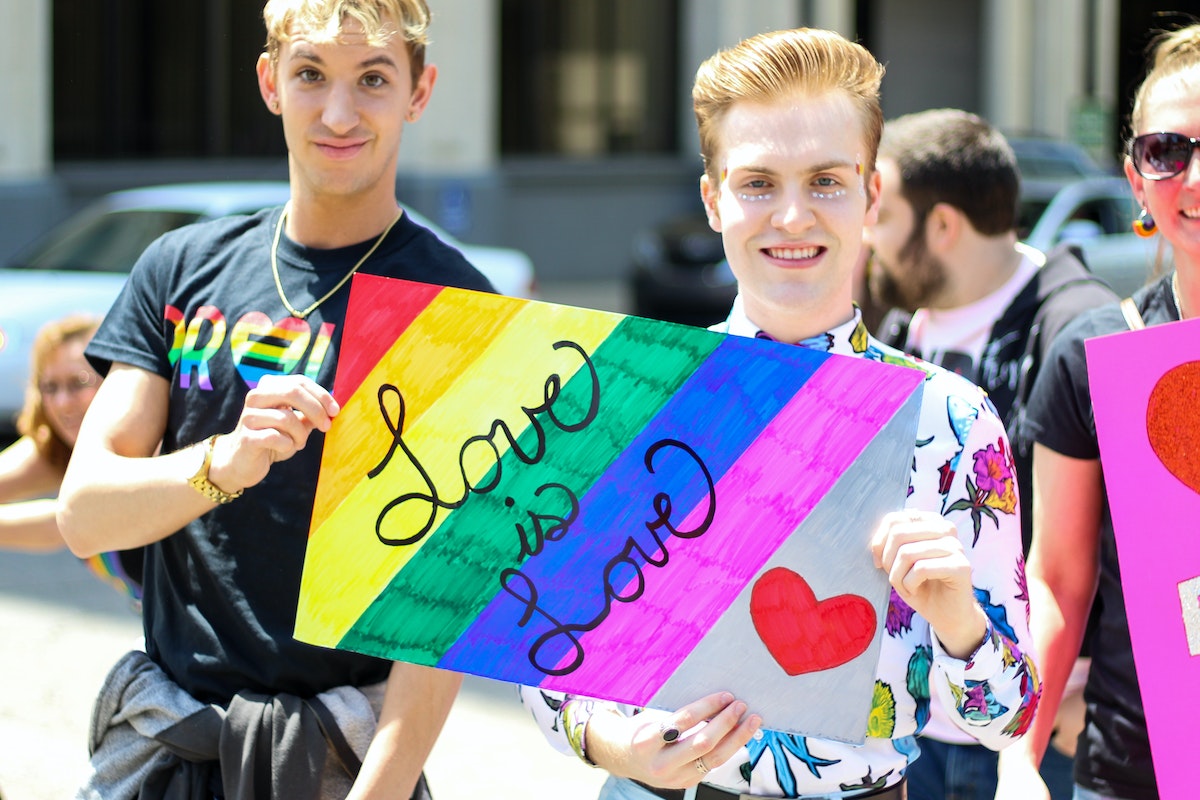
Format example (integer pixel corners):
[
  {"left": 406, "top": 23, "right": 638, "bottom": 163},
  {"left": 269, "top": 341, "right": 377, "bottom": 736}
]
[
  {"left": 0, "top": 281, "right": 629, "bottom": 800},
  {"left": 0, "top": 549, "right": 608, "bottom": 799}
]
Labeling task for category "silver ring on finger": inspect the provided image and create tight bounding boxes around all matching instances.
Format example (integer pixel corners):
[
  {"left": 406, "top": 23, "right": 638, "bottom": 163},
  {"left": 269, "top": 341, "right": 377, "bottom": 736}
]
[{"left": 695, "top": 756, "right": 709, "bottom": 774}]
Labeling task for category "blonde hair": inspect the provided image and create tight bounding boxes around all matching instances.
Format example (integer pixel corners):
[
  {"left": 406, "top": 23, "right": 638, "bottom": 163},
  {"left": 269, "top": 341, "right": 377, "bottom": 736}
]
[
  {"left": 1129, "top": 24, "right": 1200, "bottom": 138},
  {"left": 16, "top": 314, "right": 101, "bottom": 469},
  {"left": 262, "top": 0, "right": 431, "bottom": 82},
  {"left": 693, "top": 28, "right": 885, "bottom": 184}
]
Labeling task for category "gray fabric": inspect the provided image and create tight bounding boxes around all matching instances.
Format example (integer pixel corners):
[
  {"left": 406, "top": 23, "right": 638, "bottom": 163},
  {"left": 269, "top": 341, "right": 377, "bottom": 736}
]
[{"left": 76, "top": 650, "right": 380, "bottom": 800}]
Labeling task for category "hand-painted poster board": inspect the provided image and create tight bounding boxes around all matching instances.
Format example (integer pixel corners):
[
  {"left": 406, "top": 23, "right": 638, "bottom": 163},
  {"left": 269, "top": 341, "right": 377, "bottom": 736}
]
[
  {"left": 296, "top": 274, "right": 925, "bottom": 741},
  {"left": 1087, "top": 316, "right": 1200, "bottom": 800}
]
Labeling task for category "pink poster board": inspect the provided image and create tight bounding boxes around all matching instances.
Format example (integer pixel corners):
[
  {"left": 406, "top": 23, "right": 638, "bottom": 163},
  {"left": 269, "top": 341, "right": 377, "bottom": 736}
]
[{"left": 1086, "top": 315, "right": 1200, "bottom": 800}]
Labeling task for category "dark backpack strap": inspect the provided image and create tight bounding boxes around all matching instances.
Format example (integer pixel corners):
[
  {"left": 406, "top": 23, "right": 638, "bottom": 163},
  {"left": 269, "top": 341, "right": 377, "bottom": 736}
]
[
  {"left": 1009, "top": 245, "right": 1109, "bottom": 455},
  {"left": 874, "top": 306, "right": 914, "bottom": 349},
  {"left": 304, "top": 696, "right": 363, "bottom": 778}
]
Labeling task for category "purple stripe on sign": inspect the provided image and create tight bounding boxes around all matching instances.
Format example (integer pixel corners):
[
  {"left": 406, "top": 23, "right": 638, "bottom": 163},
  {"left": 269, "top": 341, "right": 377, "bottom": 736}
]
[
  {"left": 541, "top": 358, "right": 923, "bottom": 700},
  {"left": 436, "top": 335, "right": 823, "bottom": 686}
]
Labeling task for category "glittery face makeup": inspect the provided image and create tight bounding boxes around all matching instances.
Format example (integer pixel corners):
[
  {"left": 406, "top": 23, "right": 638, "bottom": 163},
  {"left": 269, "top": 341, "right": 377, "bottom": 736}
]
[
  {"left": 724, "top": 169, "right": 850, "bottom": 203},
  {"left": 723, "top": 166, "right": 776, "bottom": 203},
  {"left": 855, "top": 156, "right": 867, "bottom": 197},
  {"left": 810, "top": 185, "right": 847, "bottom": 201},
  {"left": 738, "top": 187, "right": 775, "bottom": 202}
]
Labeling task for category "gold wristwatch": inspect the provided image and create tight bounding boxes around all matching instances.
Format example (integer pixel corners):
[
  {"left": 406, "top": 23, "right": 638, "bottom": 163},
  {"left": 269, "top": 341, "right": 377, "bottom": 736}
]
[{"left": 188, "top": 434, "right": 243, "bottom": 504}]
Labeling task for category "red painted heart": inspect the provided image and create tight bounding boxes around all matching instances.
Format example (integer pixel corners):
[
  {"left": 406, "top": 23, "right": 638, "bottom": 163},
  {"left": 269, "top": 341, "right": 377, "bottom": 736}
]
[
  {"left": 749, "top": 567, "right": 877, "bottom": 676},
  {"left": 1146, "top": 361, "right": 1200, "bottom": 496}
]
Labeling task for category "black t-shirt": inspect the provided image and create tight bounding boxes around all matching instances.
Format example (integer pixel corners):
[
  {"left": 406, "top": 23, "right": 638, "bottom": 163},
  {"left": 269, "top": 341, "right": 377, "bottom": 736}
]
[
  {"left": 87, "top": 207, "right": 495, "bottom": 704},
  {"left": 1022, "top": 273, "right": 1178, "bottom": 800}
]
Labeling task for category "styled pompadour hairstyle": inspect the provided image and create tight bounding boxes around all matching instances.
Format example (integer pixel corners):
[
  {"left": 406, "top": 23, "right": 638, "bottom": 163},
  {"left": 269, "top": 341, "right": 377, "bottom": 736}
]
[{"left": 693, "top": 28, "right": 885, "bottom": 183}]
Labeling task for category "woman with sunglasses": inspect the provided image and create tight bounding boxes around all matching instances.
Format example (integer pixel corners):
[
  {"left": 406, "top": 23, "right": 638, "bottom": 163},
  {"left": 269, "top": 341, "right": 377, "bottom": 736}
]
[
  {"left": 0, "top": 314, "right": 142, "bottom": 602},
  {"left": 996, "top": 25, "right": 1200, "bottom": 800}
]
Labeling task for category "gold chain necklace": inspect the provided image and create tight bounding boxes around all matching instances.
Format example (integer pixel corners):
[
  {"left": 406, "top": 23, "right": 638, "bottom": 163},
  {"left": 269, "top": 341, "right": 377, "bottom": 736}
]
[{"left": 270, "top": 203, "right": 403, "bottom": 319}]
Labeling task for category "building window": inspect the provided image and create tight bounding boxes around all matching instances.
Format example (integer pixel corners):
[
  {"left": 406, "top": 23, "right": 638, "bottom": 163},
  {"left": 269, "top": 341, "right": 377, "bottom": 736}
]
[
  {"left": 500, "top": 0, "right": 680, "bottom": 157},
  {"left": 53, "top": 0, "right": 282, "bottom": 160}
]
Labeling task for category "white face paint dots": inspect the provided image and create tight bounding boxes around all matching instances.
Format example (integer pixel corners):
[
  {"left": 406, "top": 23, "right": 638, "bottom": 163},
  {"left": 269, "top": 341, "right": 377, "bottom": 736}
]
[
  {"left": 719, "top": 162, "right": 858, "bottom": 204},
  {"left": 810, "top": 172, "right": 849, "bottom": 201},
  {"left": 735, "top": 185, "right": 775, "bottom": 202},
  {"left": 810, "top": 186, "right": 847, "bottom": 201}
]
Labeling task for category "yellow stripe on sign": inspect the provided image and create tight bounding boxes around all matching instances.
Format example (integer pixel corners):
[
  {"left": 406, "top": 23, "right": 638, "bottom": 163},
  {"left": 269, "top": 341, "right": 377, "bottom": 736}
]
[
  {"left": 311, "top": 290, "right": 525, "bottom": 531},
  {"left": 295, "top": 295, "right": 622, "bottom": 646}
]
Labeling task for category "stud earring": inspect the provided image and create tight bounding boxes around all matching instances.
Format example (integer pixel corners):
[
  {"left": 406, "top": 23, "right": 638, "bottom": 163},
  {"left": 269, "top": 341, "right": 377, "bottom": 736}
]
[{"left": 1133, "top": 207, "right": 1157, "bottom": 238}]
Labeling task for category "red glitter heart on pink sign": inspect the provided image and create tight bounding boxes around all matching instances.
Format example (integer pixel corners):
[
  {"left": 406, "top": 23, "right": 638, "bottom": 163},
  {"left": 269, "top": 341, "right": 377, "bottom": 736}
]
[{"left": 1146, "top": 361, "right": 1200, "bottom": 496}]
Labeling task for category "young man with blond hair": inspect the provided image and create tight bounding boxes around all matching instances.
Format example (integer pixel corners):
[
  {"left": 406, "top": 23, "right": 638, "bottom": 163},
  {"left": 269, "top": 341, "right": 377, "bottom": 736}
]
[
  {"left": 524, "top": 28, "right": 1038, "bottom": 800},
  {"left": 59, "top": 1, "right": 492, "bottom": 796}
]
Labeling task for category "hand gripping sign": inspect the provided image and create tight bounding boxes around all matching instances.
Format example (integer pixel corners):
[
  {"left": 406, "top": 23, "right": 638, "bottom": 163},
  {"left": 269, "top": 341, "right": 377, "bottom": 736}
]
[{"left": 295, "top": 274, "right": 924, "bottom": 742}]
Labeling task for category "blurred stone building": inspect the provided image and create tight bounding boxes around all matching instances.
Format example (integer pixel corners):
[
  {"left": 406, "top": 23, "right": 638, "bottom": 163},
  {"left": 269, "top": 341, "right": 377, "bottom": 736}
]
[{"left": 1, "top": 0, "right": 1195, "bottom": 279}]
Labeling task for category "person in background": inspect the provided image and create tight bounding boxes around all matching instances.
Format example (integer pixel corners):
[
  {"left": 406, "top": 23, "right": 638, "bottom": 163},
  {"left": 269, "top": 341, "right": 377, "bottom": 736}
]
[
  {"left": 0, "top": 313, "right": 142, "bottom": 602},
  {"left": 996, "top": 23, "right": 1200, "bottom": 800},
  {"left": 56, "top": 0, "right": 493, "bottom": 795},
  {"left": 523, "top": 27, "right": 1037, "bottom": 800},
  {"left": 866, "top": 108, "right": 1116, "bottom": 800},
  {"left": 854, "top": 246, "right": 892, "bottom": 334}
]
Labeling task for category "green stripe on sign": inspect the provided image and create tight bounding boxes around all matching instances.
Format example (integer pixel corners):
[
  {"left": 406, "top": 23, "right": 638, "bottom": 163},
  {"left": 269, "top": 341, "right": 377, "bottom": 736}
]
[{"left": 338, "top": 316, "right": 723, "bottom": 663}]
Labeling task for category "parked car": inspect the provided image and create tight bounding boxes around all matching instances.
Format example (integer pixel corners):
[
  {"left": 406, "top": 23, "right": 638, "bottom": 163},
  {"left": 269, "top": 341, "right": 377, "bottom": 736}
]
[
  {"left": 1005, "top": 134, "right": 1112, "bottom": 180},
  {"left": 628, "top": 213, "right": 733, "bottom": 327},
  {"left": 631, "top": 139, "right": 1155, "bottom": 326},
  {"left": 1023, "top": 175, "right": 1170, "bottom": 299},
  {"left": 0, "top": 181, "right": 538, "bottom": 432}
]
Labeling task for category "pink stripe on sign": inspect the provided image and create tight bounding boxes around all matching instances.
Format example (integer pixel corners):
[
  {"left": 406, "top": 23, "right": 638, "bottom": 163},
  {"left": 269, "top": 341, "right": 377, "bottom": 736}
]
[{"left": 544, "top": 358, "right": 921, "bottom": 700}]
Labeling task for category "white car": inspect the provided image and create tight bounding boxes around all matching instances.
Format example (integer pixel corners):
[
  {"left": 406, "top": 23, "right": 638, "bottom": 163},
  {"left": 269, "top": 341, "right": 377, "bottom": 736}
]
[{"left": 0, "top": 181, "right": 538, "bottom": 432}]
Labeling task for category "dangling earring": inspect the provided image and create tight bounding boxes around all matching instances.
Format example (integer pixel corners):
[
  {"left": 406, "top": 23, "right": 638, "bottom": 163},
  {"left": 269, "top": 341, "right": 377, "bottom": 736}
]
[{"left": 1133, "top": 207, "right": 1157, "bottom": 238}]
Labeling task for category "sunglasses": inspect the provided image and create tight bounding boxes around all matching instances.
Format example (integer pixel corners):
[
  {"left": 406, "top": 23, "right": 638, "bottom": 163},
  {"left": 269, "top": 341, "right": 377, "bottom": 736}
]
[{"left": 1131, "top": 131, "right": 1200, "bottom": 180}]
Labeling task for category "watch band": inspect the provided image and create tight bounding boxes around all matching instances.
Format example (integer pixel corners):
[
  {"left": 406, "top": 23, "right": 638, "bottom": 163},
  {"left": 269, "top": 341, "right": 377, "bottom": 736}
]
[{"left": 188, "top": 434, "right": 243, "bottom": 504}]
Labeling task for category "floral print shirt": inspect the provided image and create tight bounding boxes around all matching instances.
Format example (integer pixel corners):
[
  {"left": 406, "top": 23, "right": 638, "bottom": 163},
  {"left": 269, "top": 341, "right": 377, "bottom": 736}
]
[{"left": 522, "top": 301, "right": 1039, "bottom": 798}]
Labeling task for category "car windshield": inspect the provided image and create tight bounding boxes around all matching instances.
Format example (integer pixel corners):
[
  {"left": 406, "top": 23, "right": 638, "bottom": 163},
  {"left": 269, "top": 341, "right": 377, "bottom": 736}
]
[
  {"left": 1016, "top": 200, "right": 1050, "bottom": 240},
  {"left": 1014, "top": 155, "right": 1093, "bottom": 179},
  {"left": 7, "top": 209, "right": 204, "bottom": 273}
]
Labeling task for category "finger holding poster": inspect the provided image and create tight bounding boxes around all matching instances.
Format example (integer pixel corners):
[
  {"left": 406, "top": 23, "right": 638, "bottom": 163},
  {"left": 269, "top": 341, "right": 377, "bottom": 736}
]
[
  {"left": 296, "top": 273, "right": 925, "bottom": 743},
  {"left": 1087, "top": 315, "right": 1200, "bottom": 800}
]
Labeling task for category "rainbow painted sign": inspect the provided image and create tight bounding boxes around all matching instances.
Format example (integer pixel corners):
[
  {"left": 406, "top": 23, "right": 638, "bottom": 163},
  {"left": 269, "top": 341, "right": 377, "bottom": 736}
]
[
  {"left": 296, "top": 274, "right": 925, "bottom": 740},
  {"left": 1087, "top": 316, "right": 1200, "bottom": 800}
]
